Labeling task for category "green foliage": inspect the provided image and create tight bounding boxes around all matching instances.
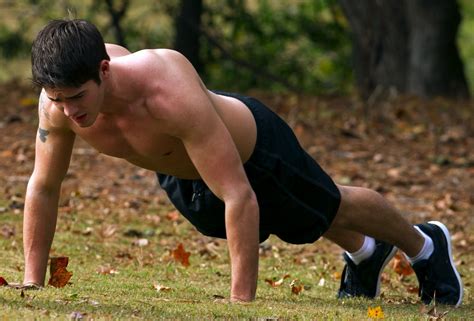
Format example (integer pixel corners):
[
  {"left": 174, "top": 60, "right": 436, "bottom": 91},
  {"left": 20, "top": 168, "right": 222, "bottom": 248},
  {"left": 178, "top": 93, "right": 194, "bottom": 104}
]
[
  {"left": 0, "top": 26, "right": 29, "bottom": 58},
  {"left": 0, "top": 0, "right": 351, "bottom": 94},
  {"left": 201, "top": 0, "right": 352, "bottom": 94},
  {"left": 458, "top": 0, "right": 474, "bottom": 89}
]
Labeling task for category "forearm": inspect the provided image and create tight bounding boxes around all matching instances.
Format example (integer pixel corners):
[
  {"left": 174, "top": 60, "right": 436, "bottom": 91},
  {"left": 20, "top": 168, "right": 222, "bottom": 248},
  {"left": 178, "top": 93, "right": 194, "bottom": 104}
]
[
  {"left": 23, "top": 184, "right": 60, "bottom": 285},
  {"left": 225, "top": 192, "right": 260, "bottom": 302}
]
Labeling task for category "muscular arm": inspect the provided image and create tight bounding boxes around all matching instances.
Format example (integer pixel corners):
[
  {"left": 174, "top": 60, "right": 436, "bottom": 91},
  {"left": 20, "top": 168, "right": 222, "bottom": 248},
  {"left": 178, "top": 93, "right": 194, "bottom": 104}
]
[
  {"left": 152, "top": 51, "right": 260, "bottom": 301},
  {"left": 23, "top": 93, "right": 75, "bottom": 285}
]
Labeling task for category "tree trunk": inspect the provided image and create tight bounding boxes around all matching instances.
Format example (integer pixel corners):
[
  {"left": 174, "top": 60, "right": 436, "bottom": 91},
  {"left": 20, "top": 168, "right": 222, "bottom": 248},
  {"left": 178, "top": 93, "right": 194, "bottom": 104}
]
[
  {"left": 340, "top": 0, "right": 469, "bottom": 99},
  {"left": 407, "top": 0, "right": 469, "bottom": 98},
  {"left": 103, "top": 0, "right": 129, "bottom": 47},
  {"left": 174, "top": 0, "right": 203, "bottom": 73}
]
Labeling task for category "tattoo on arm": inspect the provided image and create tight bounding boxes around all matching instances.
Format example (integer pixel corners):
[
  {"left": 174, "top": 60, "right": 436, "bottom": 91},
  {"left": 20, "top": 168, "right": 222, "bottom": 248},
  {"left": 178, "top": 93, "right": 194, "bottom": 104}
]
[
  {"left": 38, "top": 128, "right": 50, "bottom": 143},
  {"left": 39, "top": 94, "right": 50, "bottom": 120}
]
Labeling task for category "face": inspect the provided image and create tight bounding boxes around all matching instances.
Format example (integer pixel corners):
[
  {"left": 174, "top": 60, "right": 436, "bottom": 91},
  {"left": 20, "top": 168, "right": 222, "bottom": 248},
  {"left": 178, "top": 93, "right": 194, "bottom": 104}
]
[{"left": 44, "top": 80, "right": 105, "bottom": 127}]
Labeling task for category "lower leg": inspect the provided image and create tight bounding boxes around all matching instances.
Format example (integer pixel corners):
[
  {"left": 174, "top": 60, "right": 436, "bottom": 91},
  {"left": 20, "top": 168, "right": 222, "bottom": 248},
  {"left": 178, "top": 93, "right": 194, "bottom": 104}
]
[
  {"left": 323, "top": 226, "right": 365, "bottom": 253},
  {"left": 329, "top": 185, "right": 424, "bottom": 257}
]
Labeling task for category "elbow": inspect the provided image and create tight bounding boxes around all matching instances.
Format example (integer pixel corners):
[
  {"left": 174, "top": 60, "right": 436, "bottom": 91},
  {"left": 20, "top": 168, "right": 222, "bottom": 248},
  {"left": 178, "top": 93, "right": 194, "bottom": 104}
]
[
  {"left": 225, "top": 185, "right": 259, "bottom": 214},
  {"left": 26, "top": 174, "right": 62, "bottom": 197}
]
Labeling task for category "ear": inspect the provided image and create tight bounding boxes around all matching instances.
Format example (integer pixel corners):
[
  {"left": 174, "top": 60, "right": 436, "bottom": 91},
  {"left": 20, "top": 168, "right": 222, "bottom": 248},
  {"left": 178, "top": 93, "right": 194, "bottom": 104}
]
[{"left": 99, "top": 60, "right": 110, "bottom": 79}]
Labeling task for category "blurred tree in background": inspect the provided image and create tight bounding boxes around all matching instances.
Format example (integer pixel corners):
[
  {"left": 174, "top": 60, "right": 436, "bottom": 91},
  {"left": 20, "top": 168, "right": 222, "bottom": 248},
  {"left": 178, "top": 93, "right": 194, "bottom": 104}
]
[
  {"left": 0, "top": 0, "right": 472, "bottom": 99},
  {"left": 340, "top": 0, "right": 469, "bottom": 99}
]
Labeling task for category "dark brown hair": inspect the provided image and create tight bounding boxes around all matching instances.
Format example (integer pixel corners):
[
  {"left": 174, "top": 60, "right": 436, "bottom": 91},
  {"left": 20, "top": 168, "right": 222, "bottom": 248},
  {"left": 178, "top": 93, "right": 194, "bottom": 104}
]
[{"left": 31, "top": 19, "right": 110, "bottom": 88}]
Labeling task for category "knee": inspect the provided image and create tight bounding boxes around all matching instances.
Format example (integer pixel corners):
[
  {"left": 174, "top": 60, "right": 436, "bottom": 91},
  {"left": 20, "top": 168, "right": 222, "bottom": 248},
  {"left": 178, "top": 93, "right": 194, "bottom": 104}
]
[{"left": 331, "top": 185, "right": 377, "bottom": 229}]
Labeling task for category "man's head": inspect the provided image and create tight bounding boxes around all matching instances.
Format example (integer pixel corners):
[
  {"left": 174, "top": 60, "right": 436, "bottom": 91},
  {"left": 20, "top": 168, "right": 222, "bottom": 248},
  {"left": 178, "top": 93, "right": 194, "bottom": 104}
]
[{"left": 31, "top": 19, "right": 110, "bottom": 89}]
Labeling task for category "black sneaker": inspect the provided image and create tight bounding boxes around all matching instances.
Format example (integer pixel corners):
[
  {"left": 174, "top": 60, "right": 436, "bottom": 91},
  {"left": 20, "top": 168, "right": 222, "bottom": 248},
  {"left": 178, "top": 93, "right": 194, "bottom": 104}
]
[
  {"left": 412, "top": 221, "right": 463, "bottom": 307},
  {"left": 337, "top": 240, "right": 397, "bottom": 299}
]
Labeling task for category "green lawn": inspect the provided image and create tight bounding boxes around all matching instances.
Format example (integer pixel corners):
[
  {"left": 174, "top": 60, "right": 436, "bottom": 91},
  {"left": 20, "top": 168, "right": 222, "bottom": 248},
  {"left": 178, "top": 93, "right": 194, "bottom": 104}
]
[{"left": 1, "top": 202, "right": 472, "bottom": 320}]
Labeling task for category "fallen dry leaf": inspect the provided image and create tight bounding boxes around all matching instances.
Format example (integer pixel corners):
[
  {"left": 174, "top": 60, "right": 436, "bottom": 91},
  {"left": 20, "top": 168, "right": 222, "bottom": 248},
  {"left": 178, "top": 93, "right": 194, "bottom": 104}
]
[
  {"left": 420, "top": 305, "right": 450, "bottom": 320},
  {"left": 132, "top": 238, "right": 149, "bottom": 247},
  {"left": 166, "top": 210, "right": 180, "bottom": 222},
  {"left": 290, "top": 279, "right": 303, "bottom": 295},
  {"left": 100, "top": 225, "right": 117, "bottom": 238},
  {"left": 406, "top": 285, "right": 419, "bottom": 294},
  {"left": 265, "top": 274, "right": 290, "bottom": 287},
  {"left": 390, "top": 252, "right": 413, "bottom": 276},
  {"left": 318, "top": 278, "right": 325, "bottom": 287},
  {"left": 70, "top": 311, "right": 86, "bottom": 321},
  {"left": 367, "top": 306, "right": 385, "bottom": 319},
  {"left": 0, "top": 225, "right": 15, "bottom": 238},
  {"left": 153, "top": 283, "right": 172, "bottom": 292},
  {"left": 171, "top": 243, "right": 190, "bottom": 267},
  {"left": 0, "top": 276, "right": 8, "bottom": 286},
  {"left": 48, "top": 257, "right": 72, "bottom": 288},
  {"left": 96, "top": 265, "right": 119, "bottom": 275}
]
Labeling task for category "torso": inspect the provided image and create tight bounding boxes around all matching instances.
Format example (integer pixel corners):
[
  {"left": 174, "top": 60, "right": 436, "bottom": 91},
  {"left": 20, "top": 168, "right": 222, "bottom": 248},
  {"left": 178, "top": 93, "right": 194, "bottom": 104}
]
[
  {"left": 45, "top": 49, "right": 257, "bottom": 179},
  {"left": 74, "top": 92, "right": 255, "bottom": 178}
]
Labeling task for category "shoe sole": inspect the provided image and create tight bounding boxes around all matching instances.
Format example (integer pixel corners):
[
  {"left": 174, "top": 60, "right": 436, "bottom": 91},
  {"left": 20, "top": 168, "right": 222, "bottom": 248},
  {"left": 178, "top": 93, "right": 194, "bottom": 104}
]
[
  {"left": 375, "top": 245, "right": 398, "bottom": 297},
  {"left": 428, "top": 221, "right": 464, "bottom": 307}
]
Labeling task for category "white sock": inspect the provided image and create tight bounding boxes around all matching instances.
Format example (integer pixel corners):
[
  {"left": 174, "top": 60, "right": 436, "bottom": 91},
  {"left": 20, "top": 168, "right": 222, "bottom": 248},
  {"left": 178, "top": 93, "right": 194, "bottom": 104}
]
[
  {"left": 346, "top": 236, "right": 376, "bottom": 265},
  {"left": 406, "top": 226, "right": 434, "bottom": 265}
]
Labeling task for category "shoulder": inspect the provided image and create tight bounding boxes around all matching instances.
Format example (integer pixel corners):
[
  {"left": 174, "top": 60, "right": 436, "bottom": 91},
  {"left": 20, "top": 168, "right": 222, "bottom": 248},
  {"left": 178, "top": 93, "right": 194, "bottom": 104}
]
[
  {"left": 37, "top": 90, "right": 71, "bottom": 131},
  {"left": 105, "top": 43, "right": 131, "bottom": 58},
  {"left": 138, "top": 50, "right": 205, "bottom": 119},
  {"left": 128, "top": 49, "right": 192, "bottom": 75}
]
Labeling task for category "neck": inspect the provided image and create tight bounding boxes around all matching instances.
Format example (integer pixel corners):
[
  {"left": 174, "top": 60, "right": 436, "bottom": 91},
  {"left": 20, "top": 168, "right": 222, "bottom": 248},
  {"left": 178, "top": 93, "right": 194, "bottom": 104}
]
[{"left": 101, "top": 65, "right": 134, "bottom": 115}]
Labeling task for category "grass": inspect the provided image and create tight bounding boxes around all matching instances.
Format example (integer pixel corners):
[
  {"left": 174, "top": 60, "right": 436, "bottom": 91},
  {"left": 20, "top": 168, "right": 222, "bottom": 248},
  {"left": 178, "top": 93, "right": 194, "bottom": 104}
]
[{"left": 0, "top": 203, "right": 473, "bottom": 320}]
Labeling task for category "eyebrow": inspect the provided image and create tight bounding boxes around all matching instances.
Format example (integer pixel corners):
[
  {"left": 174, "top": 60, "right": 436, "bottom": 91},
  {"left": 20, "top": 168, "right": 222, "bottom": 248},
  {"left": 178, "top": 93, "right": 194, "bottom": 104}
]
[{"left": 47, "top": 91, "right": 85, "bottom": 102}]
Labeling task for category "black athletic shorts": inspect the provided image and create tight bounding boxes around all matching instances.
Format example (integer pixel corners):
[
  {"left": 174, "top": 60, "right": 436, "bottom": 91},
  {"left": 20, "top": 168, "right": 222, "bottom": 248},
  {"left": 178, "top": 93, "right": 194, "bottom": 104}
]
[{"left": 157, "top": 92, "right": 341, "bottom": 244}]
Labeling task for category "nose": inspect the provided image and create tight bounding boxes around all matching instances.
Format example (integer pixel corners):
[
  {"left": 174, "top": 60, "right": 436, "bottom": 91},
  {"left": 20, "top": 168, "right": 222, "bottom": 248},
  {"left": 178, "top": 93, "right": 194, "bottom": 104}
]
[{"left": 56, "top": 103, "right": 78, "bottom": 117}]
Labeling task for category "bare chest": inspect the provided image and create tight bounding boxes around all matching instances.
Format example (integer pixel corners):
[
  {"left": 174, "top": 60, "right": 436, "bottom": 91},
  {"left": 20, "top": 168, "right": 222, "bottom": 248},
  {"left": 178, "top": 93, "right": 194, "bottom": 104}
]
[{"left": 73, "top": 114, "right": 196, "bottom": 176}]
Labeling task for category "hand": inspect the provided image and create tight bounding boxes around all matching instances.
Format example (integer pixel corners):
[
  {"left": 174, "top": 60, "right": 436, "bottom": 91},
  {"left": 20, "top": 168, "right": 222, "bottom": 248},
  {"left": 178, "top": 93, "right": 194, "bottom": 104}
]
[
  {"left": 230, "top": 295, "right": 253, "bottom": 303},
  {"left": 21, "top": 281, "right": 43, "bottom": 290},
  {"left": 212, "top": 295, "right": 251, "bottom": 304},
  {"left": 2, "top": 281, "right": 42, "bottom": 290}
]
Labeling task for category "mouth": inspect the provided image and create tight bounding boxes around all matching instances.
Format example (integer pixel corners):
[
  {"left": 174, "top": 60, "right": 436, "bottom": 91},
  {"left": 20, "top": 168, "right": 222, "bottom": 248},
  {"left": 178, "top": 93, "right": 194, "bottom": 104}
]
[{"left": 73, "top": 114, "right": 87, "bottom": 123}]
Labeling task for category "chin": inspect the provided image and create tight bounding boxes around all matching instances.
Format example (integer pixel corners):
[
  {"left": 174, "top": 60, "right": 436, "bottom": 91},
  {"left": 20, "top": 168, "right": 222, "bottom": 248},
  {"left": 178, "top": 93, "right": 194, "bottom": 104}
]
[{"left": 74, "top": 119, "right": 93, "bottom": 128}]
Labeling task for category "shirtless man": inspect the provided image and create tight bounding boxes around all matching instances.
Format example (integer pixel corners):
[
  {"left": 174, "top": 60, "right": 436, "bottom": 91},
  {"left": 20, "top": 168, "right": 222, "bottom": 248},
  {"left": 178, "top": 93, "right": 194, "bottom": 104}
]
[{"left": 23, "top": 19, "right": 463, "bottom": 305}]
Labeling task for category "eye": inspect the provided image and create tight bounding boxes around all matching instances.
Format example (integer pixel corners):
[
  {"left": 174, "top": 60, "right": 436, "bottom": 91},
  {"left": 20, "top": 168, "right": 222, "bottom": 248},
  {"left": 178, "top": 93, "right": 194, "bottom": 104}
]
[{"left": 70, "top": 94, "right": 84, "bottom": 100}]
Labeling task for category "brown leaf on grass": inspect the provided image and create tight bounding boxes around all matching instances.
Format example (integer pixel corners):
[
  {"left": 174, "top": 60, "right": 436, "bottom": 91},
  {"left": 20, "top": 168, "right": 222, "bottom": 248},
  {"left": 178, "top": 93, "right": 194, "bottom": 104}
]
[
  {"left": 153, "top": 283, "right": 172, "bottom": 292},
  {"left": 171, "top": 243, "right": 190, "bottom": 267},
  {"left": 96, "top": 265, "right": 119, "bottom": 275},
  {"left": 290, "top": 279, "right": 303, "bottom": 295},
  {"left": 199, "top": 242, "right": 221, "bottom": 259},
  {"left": 0, "top": 276, "right": 8, "bottom": 286},
  {"left": 0, "top": 225, "right": 15, "bottom": 238},
  {"left": 132, "top": 238, "right": 149, "bottom": 247},
  {"left": 390, "top": 252, "right": 414, "bottom": 276},
  {"left": 70, "top": 311, "right": 86, "bottom": 320},
  {"left": 265, "top": 274, "right": 290, "bottom": 287},
  {"left": 48, "top": 257, "right": 72, "bottom": 288},
  {"left": 100, "top": 225, "right": 117, "bottom": 238},
  {"left": 420, "top": 305, "right": 450, "bottom": 320},
  {"left": 166, "top": 210, "right": 180, "bottom": 222}
]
